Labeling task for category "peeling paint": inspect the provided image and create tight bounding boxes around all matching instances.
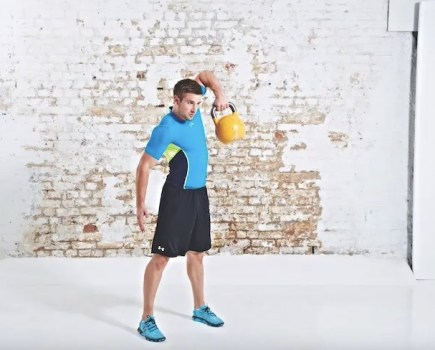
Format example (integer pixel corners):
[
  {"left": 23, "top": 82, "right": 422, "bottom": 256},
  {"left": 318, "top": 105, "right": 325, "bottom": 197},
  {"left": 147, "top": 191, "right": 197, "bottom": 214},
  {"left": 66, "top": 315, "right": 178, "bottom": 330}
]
[
  {"left": 290, "top": 142, "right": 307, "bottom": 150},
  {"left": 328, "top": 131, "right": 349, "bottom": 148},
  {"left": 108, "top": 44, "right": 127, "bottom": 56}
]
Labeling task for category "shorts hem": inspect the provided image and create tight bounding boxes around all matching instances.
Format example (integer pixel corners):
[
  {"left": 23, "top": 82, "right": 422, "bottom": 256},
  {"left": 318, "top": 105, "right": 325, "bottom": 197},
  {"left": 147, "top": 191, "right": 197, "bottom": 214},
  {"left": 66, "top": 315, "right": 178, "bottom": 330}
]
[
  {"left": 151, "top": 248, "right": 210, "bottom": 258},
  {"left": 151, "top": 251, "right": 178, "bottom": 258}
]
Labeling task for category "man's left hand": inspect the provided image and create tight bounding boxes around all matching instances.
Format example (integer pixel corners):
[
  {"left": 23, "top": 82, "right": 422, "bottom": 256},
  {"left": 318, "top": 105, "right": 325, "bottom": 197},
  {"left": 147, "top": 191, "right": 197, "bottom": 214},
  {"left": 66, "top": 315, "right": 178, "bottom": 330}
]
[{"left": 213, "top": 97, "right": 229, "bottom": 112}]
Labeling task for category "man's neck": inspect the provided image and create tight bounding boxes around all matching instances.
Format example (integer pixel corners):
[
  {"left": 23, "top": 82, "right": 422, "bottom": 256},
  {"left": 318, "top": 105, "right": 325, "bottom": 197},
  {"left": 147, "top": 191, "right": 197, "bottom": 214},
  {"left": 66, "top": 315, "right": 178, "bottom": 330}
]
[{"left": 170, "top": 107, "right": 185, "bottom": 122}]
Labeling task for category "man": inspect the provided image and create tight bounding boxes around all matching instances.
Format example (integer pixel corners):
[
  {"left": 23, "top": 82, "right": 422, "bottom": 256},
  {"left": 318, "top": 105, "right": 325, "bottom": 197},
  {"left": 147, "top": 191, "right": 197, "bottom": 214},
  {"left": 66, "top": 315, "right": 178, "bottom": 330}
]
[{"left": 135, "top": 71, "right": 228, "bottom": 342}]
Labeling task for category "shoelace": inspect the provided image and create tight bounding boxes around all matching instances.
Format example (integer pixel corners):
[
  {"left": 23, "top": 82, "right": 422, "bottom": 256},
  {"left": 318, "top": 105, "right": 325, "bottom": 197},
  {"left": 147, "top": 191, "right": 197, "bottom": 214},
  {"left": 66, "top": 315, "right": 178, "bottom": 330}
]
[
  {"left": 203, "top": 306, "right": 216, "bottom": 317},
  {"left": 144, "top": 318, "right": 158, "bottom": 332}
]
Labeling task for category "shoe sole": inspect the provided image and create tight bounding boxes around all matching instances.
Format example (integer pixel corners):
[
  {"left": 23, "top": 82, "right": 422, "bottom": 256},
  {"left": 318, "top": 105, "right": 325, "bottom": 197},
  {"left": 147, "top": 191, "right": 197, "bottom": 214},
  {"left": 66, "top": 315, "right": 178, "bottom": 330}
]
[
  {"left": 192, "top": 316, "right": 224, "bottom": 327},
  {"left": 137, "top": 328, "right": 166, "bottom": 342}
]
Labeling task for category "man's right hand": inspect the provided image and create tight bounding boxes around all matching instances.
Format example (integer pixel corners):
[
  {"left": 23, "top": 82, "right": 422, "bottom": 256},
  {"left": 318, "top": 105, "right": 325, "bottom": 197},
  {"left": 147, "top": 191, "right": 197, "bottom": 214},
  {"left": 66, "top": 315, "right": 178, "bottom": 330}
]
[{"left": 137, "top": 206, "right": 149, "bottom": 232}]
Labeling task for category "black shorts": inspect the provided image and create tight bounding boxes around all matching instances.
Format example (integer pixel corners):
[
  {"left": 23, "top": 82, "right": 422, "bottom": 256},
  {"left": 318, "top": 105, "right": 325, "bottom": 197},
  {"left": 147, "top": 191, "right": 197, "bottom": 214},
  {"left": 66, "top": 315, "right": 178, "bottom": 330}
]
[{"left": 151, "top": 182, "right": 211, "bottom": 257}]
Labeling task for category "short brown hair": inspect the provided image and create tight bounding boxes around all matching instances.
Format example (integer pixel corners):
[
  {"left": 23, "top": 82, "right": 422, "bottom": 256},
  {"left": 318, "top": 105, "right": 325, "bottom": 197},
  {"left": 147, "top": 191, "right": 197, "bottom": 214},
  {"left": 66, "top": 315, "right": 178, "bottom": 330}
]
[{"left": 173, "top": 79, "right": 202, "bottom": 100}]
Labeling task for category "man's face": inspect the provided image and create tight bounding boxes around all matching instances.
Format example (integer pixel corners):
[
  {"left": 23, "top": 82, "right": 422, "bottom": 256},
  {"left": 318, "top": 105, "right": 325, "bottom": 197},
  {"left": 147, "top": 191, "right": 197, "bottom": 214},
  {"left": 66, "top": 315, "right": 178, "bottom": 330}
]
[{"left": 173, "top": 93, "right": 202, "bottom": 121}]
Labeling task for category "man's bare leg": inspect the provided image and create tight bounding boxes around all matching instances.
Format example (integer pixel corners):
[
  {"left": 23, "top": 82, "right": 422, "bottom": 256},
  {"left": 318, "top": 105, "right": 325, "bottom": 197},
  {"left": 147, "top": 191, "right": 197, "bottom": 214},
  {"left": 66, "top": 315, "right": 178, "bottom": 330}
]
[
  {"left": 187, "top": 251, "right": 224, "bottom": 327},
  {"left": 186, "top": 251, "right": 205, "bottom": 308},
  {"left": 142, "top": 254, "right": 170, "bottom": 319}
]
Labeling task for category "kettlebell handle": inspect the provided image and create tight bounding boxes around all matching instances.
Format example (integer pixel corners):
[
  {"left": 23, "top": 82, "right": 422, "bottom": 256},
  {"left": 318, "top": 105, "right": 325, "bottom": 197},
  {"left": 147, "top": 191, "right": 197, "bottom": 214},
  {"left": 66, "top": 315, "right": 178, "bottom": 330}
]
[{"left": 210, "top": 102, "right": 237, "bottom": 120}]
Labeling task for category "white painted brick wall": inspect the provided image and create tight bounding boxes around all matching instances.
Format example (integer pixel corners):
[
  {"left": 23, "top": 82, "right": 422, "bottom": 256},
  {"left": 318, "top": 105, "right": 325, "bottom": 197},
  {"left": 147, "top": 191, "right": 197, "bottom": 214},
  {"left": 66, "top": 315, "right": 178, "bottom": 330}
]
[{"left": 0, "top": 0, "right": 412, "bottom": 257}]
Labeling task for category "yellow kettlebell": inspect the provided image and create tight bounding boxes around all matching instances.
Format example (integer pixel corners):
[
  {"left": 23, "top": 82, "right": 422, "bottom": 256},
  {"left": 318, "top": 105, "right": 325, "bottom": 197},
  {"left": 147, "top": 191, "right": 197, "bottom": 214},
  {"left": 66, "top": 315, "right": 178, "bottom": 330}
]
[{"left": 211, "top": 102, "right": 246, "bottom": 144}]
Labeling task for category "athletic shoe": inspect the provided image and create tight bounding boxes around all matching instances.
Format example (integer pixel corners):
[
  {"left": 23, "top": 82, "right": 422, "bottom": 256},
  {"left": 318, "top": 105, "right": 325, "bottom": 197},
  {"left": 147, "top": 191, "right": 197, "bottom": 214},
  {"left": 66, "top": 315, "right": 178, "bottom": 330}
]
[
  {"left": 137, "top": 315, "right": 166, "bottom": 342},
  {"left": 192, "top": 304, "right": 224, "bottom": 327}
]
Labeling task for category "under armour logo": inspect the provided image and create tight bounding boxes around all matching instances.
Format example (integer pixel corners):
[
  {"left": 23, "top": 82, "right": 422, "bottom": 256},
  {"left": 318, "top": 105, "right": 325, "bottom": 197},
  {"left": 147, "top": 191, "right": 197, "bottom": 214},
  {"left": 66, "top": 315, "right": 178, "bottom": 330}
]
[
  {"left": 188, "top": 121, "right": 194, "bottom": 127},
  {"left": 158, "top": 246, "right": 165, "bottom": 252}
]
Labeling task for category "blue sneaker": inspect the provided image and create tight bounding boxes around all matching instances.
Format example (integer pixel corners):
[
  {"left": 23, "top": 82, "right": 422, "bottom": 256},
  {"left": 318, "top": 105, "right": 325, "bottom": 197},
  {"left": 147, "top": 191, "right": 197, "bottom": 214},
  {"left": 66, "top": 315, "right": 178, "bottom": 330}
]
[
  {"left": 137, "top": 315, "right": 166, "bottom": 342},
  {"left": 192, "top": 305, "right": 224, "bottom": 327}
]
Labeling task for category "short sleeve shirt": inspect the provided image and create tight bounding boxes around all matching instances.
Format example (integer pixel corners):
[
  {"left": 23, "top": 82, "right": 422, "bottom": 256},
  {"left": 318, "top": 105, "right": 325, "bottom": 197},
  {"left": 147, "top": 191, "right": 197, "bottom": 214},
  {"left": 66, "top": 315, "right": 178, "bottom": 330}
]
[{"left": 145, "top": 86, "right": 208, "bottom": 189}]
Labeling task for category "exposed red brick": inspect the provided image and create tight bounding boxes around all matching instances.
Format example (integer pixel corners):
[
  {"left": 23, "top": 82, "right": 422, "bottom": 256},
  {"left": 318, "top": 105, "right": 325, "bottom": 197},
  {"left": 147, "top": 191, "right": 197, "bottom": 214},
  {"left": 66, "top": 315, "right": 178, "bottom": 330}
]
[
  {"left": 83, "top": 224, "right": 98, "bottom": 233},
  {"left": 136, "top": 71, "right": 146, "bottom": 80},
  {"left": 274, "top": 131, "right": 287, "bottom": 141}
]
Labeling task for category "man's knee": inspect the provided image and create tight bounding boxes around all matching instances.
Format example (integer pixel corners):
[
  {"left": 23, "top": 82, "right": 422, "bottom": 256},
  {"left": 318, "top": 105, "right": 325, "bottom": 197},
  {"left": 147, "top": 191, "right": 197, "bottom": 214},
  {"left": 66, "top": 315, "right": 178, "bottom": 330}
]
[
  {"left": 187, "top": 251, "right": 204, "bottom": 264},
  {"left": 150, "top": 254, "right": 170, "bottom": 270}
]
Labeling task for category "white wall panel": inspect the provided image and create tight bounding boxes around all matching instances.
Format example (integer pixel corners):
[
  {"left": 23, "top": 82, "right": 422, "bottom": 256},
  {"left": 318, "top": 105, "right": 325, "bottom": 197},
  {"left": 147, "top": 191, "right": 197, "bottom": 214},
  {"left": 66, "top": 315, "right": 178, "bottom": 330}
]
[{"left": 413, "top": 1, "right": 435, "bottom": 279}]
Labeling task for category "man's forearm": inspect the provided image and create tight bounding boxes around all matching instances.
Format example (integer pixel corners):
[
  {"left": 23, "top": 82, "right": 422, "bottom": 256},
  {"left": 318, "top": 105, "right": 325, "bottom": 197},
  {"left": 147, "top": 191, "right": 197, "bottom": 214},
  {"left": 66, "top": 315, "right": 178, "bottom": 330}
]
[
  {"left": 196, "top": 70, "right": 228, "bottom": 111},
  {"left": 196, "top": 70, "right": 225, "bottom": 98},
  {"left": 136, "top": 166, "right": 149, "bottom": 207}
]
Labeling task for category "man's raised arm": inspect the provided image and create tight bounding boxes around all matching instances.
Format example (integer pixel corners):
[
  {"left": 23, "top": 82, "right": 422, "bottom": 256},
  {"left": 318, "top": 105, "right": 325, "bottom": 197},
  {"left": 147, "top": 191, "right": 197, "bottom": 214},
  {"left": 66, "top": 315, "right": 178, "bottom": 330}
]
[{"left": 195, "top": 70, "right": 229, "bottom": 111}]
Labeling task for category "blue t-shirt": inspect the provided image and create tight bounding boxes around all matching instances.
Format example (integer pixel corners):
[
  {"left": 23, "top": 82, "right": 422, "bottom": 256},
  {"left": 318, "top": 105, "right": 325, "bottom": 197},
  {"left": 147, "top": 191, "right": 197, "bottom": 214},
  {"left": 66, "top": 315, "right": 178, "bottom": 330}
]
[{"left": 145, "top": 86, "right": 208, "bottom": 189}]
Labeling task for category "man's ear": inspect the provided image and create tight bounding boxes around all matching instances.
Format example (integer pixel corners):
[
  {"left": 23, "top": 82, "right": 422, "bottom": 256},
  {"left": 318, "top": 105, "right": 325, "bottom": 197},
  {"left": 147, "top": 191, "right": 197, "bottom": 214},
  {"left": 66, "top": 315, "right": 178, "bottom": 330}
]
[{"left": 173, "top": 95, "right": 180, "bottom": 105}]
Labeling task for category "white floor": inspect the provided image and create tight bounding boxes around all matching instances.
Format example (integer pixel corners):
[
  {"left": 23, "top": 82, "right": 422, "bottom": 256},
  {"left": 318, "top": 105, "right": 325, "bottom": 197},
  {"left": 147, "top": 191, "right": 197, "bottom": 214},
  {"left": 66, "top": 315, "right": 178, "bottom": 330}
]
[{"left": 0, "top": 255, "right": 434, "bottom": 350}]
